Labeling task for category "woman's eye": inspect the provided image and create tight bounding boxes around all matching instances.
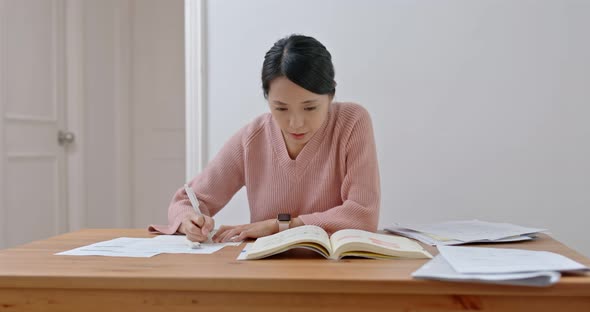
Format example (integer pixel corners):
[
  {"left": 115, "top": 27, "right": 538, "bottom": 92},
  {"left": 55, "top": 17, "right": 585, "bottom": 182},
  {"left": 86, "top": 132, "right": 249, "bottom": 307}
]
[
  {"left": 305, "top": 106, "right": 317, "bottom": 111},
  {"left": 275, "top": 107, "right": 287, "bottom": 111}
]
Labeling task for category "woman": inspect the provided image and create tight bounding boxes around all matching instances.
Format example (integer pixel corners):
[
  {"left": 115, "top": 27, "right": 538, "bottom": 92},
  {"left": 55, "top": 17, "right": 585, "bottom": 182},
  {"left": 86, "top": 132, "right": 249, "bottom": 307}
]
[{"left": 149, "top": 34, "right": 380, "bottom": 243}]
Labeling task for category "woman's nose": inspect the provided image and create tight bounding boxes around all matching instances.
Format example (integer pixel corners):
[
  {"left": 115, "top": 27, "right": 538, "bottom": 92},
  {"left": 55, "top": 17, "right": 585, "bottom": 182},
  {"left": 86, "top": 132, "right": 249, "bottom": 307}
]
[{"left": 289, "top": 114, "right": 304, "bottom": 129}]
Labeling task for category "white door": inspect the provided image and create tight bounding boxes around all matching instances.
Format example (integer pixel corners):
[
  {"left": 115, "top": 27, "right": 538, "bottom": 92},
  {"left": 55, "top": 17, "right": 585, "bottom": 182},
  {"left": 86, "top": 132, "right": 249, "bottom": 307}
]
[{"left": 0, "top": 0, "right": 70, "bottom": 248}]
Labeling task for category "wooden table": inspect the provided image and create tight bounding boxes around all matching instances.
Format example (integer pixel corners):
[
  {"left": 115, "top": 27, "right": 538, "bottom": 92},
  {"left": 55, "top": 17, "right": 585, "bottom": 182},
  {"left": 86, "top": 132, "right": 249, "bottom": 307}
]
[{"left": 0, "top": 229, "right": 589, "bottom": 311}]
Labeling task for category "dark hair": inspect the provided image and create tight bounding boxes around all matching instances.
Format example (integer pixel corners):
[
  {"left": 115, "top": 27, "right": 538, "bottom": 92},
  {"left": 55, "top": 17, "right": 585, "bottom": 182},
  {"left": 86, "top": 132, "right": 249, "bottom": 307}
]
[{"left": 262, "top": 34, "right": 336, "bottom": 99}]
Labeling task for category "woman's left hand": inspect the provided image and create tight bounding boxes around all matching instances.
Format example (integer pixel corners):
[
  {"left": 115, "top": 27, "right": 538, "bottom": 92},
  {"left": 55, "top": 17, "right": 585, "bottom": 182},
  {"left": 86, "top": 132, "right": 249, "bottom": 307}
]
[{"left": 212, "top": 219, "right": 278, "bottom": 243}]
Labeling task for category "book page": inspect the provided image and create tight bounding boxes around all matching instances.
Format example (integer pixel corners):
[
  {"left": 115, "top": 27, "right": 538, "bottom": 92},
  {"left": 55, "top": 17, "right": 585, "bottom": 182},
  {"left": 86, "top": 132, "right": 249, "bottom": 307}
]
[
  {"left": 246, "top": 225, "right": 332, "bottom": 259},
  {"left": 330, "top": 229, "right": 432, "bottom": 259}
]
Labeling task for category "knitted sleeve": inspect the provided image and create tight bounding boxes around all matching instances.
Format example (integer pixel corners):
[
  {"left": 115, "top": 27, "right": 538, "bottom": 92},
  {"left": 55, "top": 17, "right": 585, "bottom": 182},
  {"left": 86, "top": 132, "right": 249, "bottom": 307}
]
[{"left": 148, "top": 128, "right": 246, "bottom": 234}]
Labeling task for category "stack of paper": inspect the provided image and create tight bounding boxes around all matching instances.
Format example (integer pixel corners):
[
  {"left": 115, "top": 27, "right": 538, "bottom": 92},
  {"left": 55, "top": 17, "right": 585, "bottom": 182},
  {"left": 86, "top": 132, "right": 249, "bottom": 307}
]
[
  {"left": 385, "top": 220, "right": 546, "bottom": 246},
  {"left": 412, "top": 245, "right": 589, "bottom": 287},
  {"left": 55, "top": 235, "right": 241, "bottom": 258}
]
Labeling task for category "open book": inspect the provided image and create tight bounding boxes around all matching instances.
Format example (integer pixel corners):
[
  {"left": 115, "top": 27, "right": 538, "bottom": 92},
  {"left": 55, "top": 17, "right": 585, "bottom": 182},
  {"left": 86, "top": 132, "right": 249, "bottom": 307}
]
[{"left": 242, "top": 225, "right": 433, "bottom": 260}]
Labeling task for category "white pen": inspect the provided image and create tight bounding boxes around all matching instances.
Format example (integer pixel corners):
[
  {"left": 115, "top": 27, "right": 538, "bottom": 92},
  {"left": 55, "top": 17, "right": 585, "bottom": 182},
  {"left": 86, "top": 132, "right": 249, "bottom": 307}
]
[
  {"left": 183, "top": 183, "right": 205, "bottom": 249},
  {"left": 184, "top": 183, "right": 202, "bottom": 216}
]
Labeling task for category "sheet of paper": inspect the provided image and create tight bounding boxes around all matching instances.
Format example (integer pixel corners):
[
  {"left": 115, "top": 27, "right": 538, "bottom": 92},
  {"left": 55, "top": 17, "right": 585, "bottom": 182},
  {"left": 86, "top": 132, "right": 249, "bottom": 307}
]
[
  {"left": 438, "top": 245, "right": 589, "bottom": 274},
  {"left": 412, "top": 255, "right": 561, "bottom": 287},
  {"left": 152, "top": 233, "right": 241, "bottom": 246},
  {"left": 385, "top": 226, "right": 534, "bottom": 246},
  {"left": 391, "top": 220, "right": 546, "bottom": 242},
  {"left": 385, "top": 227, "right": 439, "bottom": 245},
  {"left": 55, "top": 235, "right": 242, "bottom": 257},
  {"left": 139, "top": 235, "right": 240, "bottom": 254},
  {"left": 433, "top": 235, "right": 535, "bottom": 246},
  {"left": 55, "top": 237, "right": 160, "bottom": 257}
]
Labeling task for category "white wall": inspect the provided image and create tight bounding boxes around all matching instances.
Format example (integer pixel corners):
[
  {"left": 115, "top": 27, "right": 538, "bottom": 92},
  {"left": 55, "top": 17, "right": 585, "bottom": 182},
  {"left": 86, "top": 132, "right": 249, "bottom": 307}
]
[
  {"left": 83, "top": 0, "right": 125, "bottom": 227},
  {"left": 205, "top": 0, "right": 590, "bottom": 256},
  {"left": 131, "top": 0, "right": 186, "bottom": 227},
  {"left": 83, "top": 0, "right": 185, "bottom": 229}
]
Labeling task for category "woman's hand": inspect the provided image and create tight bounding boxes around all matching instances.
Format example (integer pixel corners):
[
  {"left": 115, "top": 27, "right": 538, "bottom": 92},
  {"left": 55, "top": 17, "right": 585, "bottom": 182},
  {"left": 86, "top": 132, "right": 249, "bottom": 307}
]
[
  {"left": 212, "top": 219, "right": 278, "bottom": 243},
  {"left": 179, "top": 213, "right": 215, "bottom": 242}
]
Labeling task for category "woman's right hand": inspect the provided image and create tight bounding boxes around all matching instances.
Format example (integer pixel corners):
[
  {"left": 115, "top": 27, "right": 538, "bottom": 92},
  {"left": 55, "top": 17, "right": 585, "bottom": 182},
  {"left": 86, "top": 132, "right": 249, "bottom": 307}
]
[{"left": 179, "top": 213, "right": 215, "bottom": 242}]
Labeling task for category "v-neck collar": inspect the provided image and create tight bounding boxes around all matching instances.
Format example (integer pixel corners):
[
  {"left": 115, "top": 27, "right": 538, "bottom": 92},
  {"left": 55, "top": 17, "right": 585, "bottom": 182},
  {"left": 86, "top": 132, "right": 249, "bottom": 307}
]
[{"left": 269, "top": 105, "right": 332, "bottom": 180}]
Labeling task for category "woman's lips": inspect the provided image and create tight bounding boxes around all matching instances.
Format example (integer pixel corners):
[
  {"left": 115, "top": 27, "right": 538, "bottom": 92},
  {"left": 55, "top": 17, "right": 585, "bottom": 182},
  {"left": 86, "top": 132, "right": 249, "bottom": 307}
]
[{"left": 290, "top": 132, "right": 306, "bottom": 140}]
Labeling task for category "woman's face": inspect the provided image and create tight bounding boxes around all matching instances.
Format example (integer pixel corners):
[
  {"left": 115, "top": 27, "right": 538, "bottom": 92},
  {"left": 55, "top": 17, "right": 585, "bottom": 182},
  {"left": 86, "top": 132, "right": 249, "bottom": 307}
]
[{"left": 268, "top": 76, "right": 332, "bottom": 153}]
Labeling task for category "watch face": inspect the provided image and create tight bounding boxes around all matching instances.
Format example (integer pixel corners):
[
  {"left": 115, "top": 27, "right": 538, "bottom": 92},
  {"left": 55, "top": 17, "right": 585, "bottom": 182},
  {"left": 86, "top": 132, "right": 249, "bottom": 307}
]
[{"left": 278, "top": 213, "right": 291, "bottom": 221}]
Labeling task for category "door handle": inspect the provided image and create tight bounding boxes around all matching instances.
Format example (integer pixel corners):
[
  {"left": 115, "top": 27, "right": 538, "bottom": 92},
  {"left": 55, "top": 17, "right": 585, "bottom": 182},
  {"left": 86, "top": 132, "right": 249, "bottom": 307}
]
[{"left": 58, "top": 130, "right": 75, "bottom": 145}]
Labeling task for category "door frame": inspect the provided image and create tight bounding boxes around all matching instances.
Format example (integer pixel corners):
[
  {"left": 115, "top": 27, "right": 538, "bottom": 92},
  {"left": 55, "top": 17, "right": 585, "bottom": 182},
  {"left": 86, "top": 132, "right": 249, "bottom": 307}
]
[
  {"left": 112, "top": 0, "right": 132, "bottom": 227},
  {"left": 185, "top": 0, "right": 208, "bottom": 180},
  {"left": 0, "top": 0, "right": 6, "bottom": 247},
  {"left": 64, "top": 0, "right": 86, "bottom": 231}
]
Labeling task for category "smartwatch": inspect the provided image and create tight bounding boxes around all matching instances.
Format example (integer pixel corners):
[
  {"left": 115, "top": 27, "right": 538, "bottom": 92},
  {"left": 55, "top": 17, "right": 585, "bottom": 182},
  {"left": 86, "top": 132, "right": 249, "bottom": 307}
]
[{"left": 277, "top": 213, "right": 291, "bottom": 232}]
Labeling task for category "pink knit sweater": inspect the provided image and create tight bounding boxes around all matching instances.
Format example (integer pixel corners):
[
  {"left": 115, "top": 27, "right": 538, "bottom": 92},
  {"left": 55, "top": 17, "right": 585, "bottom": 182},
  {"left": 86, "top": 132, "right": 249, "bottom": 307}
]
[{"left": 149, "top": 102, "right": 380, "bottom": 235}]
